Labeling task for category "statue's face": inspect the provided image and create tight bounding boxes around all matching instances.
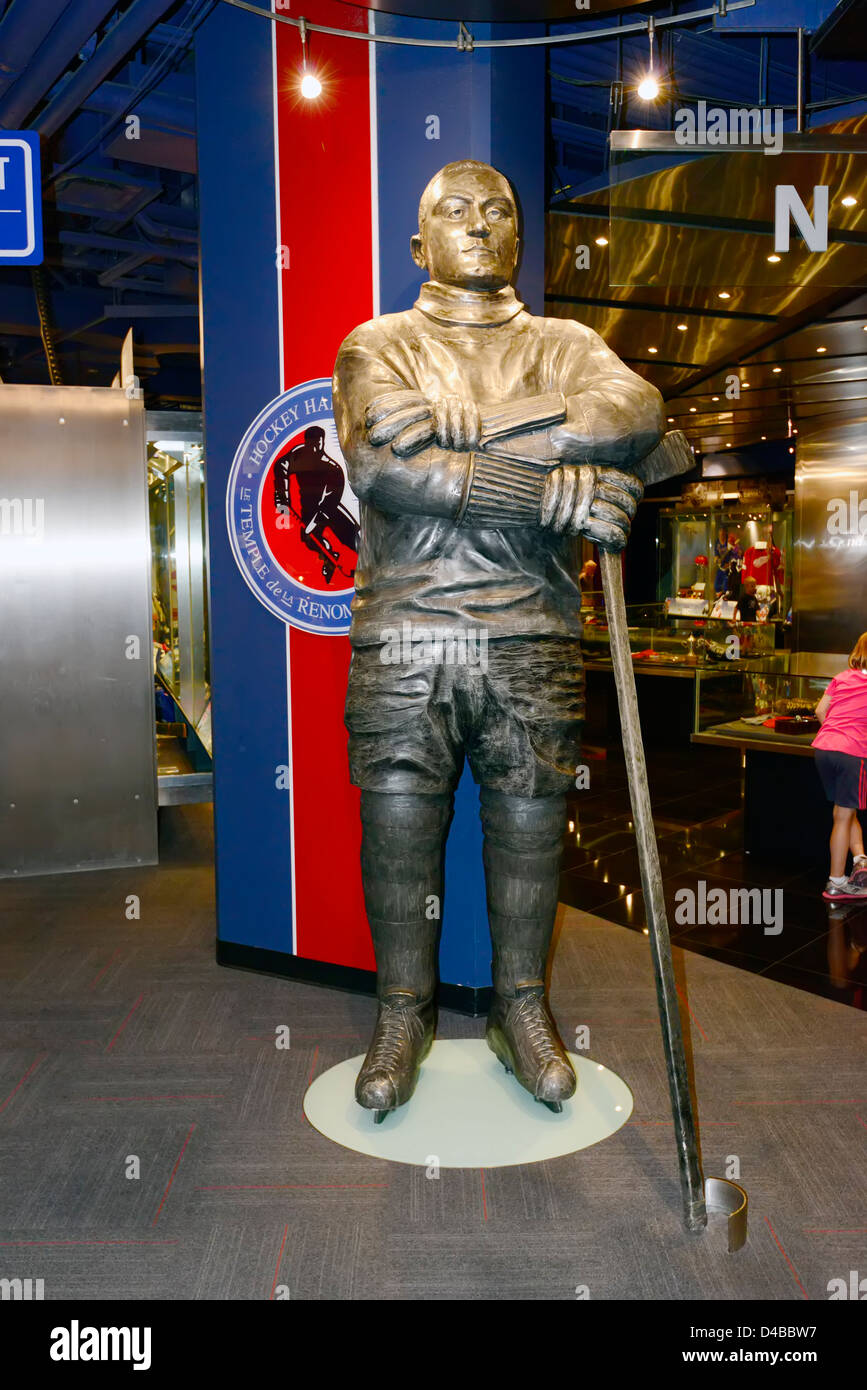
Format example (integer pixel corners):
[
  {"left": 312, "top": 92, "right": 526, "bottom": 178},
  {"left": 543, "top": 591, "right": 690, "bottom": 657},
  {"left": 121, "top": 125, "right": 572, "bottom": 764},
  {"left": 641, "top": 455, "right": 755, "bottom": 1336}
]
[{"left": 412, "top": 167, "right": 518, "bottom": 291}]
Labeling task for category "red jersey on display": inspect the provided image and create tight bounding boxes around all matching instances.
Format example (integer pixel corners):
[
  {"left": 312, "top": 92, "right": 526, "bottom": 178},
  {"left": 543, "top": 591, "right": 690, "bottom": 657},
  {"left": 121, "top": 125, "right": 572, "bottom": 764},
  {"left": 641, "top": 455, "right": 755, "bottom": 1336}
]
[
  {"left": 742, "top": 544, "right": 783, "bottom": 586},
  {"left": 813, "top": 668, "right": 867, "bottom": 759}
]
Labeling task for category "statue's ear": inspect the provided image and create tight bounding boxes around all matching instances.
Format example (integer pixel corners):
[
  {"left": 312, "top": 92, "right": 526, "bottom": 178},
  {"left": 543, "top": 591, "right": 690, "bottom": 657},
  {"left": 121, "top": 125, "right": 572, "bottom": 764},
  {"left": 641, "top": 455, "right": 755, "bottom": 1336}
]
[{"left": 410, "top": 234, "right": 426, "bottom": 270}]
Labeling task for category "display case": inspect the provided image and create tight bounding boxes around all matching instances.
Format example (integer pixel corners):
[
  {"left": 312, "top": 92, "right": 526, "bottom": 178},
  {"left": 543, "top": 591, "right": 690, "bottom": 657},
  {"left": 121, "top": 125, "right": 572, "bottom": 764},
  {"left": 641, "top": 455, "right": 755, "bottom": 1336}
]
[
  {"left": 147, "top": 412, "right": 213, "bottom": 803},
  {"left": 657, "top": 504, "right": 793, "bottom": 622},
  {"left": 581, "top": 604, "right": 778, "bottom": 667},
  {"left": 581, "top": 605, "right": 784, "bottom": 746},
  {"left": 693, "top": 654, "right": 847, "bottom": 753},
  {"left": 691, "top": 654, "right": 852, "bottom": 858}
]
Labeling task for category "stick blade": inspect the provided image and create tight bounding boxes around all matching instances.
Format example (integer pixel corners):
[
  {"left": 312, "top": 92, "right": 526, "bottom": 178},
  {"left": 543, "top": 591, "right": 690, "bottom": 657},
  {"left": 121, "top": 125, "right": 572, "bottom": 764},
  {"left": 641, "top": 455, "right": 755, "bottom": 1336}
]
[{"left": 638, "top": 430, "right": 695, "bottom": 486}]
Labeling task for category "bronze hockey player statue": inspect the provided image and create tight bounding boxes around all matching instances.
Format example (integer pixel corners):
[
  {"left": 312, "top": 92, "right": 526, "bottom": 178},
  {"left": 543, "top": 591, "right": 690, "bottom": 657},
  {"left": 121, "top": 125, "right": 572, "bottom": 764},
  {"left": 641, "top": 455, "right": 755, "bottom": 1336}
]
[{"left": 333, "top": 160, "right": 664, "bottom": 1122}]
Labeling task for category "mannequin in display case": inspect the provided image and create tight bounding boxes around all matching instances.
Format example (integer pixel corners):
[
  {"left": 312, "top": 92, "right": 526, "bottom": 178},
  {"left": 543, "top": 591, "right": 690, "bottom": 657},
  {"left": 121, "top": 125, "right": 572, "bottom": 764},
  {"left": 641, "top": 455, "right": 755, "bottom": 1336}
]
[
  {"left": 742, "top": 525, "right": 783, "bottom": 596},
  {"left": 333, "top": 160, "right": 664, "bottom": 1121}
]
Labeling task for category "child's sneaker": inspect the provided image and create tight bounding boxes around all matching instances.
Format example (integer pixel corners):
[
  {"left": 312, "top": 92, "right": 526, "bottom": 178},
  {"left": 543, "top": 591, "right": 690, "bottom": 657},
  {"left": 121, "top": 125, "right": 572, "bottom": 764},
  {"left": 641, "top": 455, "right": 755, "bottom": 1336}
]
[
  {"left": 822, "top": 878, "right": 867, "bottom": 900},
  {"left": 849, "top": 856, "right": 867, "bottom": 888}
]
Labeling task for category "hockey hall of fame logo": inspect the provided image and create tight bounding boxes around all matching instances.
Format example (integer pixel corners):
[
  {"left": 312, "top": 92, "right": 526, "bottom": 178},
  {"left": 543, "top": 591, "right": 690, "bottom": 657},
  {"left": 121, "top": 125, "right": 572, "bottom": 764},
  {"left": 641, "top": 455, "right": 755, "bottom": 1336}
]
[{"left": 226, "top": 378, "right": 360, "bottom": 636}]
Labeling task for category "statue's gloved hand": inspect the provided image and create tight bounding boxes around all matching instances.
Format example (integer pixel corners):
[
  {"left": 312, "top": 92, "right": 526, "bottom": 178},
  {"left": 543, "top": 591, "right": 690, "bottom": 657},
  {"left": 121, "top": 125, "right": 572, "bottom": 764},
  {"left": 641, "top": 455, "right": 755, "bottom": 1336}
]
[
  {"left": 540, "top": 464, "right": 643, "bottom": 551},
  {"left": 431, "top": 396, "right": 481, "bottom": 452},
  {"left": 364, "top": 391, "right": 482, "bottom": 458},
  {"left": 365, "top": 390, "right": 434, "bottom": 457}
]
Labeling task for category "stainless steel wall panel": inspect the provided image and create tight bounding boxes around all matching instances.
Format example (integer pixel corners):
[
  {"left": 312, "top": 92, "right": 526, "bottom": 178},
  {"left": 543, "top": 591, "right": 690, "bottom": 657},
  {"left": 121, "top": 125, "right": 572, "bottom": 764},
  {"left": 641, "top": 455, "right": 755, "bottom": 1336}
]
[
  {"left": 794, "top": 413, "right": 867, "bottom": 663},
  {"left": 0, "top": 385, "right": 157, "bottom": 877}
]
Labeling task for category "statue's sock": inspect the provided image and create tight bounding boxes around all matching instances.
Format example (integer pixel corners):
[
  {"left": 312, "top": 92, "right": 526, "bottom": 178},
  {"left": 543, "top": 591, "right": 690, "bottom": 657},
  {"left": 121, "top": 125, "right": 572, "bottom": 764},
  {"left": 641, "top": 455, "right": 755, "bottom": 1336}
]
[
  {"left": 479, "top": 788, "right": 567, "bottom": 998},
  {"left": 359, "top": 790, "right": 451, "bottom": 1000}
]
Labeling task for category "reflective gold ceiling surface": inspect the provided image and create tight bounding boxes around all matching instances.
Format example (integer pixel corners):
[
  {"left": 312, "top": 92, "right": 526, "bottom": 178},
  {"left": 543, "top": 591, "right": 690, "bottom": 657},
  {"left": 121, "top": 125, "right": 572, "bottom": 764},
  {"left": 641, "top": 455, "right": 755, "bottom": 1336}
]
[{"left": 546, "top": 116, "right": 867, "bottom": 455}]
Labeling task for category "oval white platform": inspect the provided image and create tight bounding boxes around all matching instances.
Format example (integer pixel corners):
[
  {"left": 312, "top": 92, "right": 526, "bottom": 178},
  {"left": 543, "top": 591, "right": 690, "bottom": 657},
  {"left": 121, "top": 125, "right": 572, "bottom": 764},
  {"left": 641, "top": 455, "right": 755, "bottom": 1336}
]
[{"left": 303, "top": 1039, "right": 633, "bottom": 1168}]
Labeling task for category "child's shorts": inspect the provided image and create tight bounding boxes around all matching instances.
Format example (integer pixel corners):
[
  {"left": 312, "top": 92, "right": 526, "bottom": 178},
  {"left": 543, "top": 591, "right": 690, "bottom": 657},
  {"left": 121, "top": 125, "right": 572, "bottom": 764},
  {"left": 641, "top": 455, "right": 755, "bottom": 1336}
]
[{"left": 814, "top": 748, "right": 867, "bottom": 810}]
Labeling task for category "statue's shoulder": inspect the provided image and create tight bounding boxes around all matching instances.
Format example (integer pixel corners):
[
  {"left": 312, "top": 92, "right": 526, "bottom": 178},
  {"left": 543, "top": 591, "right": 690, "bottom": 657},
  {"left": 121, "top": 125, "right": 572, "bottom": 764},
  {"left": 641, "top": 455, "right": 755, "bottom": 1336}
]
[
  {"left": 336, "top": 309, "right": 416, "bottom": 358},
  {"left": 527, "top": 312, "right": 600, "bottom": 347}
]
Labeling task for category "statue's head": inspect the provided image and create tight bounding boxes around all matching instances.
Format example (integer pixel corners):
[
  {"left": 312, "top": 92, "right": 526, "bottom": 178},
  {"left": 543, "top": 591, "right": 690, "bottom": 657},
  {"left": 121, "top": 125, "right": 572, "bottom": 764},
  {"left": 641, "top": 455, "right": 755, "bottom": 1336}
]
[{"left": 411, "top": 160, "right": 519, "bottom": 292}]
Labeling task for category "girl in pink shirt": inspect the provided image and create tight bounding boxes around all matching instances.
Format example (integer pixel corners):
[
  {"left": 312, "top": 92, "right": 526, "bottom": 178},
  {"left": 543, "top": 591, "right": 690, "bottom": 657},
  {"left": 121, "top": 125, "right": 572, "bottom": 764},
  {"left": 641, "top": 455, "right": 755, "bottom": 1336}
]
[{"left": 813, "top": 633, "right": 867, "bottom": 899}]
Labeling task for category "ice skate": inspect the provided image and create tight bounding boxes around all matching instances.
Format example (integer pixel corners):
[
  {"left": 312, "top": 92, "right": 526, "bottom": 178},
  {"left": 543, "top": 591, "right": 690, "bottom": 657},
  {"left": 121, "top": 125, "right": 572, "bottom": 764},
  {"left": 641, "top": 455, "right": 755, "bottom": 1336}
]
[
  {"left": 355, "top": 989, "right": 435, "bottom": 1122},
  {"left": 486, "top": 982, "right": 576, "bottom": 1113}
]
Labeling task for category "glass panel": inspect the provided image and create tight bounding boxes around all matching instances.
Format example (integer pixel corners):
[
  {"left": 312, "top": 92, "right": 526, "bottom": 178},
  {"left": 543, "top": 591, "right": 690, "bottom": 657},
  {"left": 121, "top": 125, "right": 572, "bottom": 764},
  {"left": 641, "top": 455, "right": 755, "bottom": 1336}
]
[
  {"left": 657, "top": 505, "right": 793, "bottom": 624},
  {"left": 695, "top": 656, "right": 834, "bottom": 736},
  {"left": 608, "top": 136, "right": 867, "bottom": 289},
  {"left": 147, "top": 419, "right": 212, "bottom": 758}
]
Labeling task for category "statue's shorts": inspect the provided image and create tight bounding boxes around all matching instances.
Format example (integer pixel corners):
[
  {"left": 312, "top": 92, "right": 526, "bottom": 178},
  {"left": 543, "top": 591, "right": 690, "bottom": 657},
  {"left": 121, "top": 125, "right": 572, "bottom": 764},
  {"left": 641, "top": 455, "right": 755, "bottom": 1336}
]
[{"left": 345, "top": 635, "right": 584, "bottom": 797}]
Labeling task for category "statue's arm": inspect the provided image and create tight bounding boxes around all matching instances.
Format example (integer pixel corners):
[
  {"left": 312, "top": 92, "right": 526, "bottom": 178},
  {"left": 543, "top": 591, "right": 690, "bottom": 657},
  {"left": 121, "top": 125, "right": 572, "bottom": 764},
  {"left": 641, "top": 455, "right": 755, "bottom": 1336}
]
[
  {"left": 333, "top": 334, "right": 470, "bottom": 520},
  {"left": 485, "top": 327, "right": 665, "bottom": 469},
  {"left": 332, "top": 324, "right": 650, "bottom": 548},
  {"left": 551, "top": 329, "right": 665, "bottom": 467}
]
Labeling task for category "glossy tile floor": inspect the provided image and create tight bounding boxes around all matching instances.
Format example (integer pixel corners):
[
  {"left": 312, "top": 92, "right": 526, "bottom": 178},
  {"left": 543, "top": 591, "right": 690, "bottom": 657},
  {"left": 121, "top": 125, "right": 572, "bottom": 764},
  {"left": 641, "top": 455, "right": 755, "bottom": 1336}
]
[{"left": 560, "top": 745, "right": 867, "bottom": 1012}]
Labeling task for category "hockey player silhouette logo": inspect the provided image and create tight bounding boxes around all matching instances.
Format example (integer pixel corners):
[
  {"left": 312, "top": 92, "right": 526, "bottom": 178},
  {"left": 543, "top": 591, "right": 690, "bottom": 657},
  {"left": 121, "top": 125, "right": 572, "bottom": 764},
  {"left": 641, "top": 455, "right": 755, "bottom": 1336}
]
[
  {"left": 226, "top": 379, "right": 359, "bottom": 635},
  {"left": 270, "top": 425, "right": 358, "bottom": 586}
]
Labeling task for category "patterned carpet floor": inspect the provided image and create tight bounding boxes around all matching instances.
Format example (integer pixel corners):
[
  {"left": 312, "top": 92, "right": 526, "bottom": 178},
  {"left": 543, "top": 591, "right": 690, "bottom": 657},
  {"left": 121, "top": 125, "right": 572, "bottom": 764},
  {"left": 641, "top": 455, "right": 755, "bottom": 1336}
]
[{"left": 0, "top": 805, "right": 864, "bottom": 1300}]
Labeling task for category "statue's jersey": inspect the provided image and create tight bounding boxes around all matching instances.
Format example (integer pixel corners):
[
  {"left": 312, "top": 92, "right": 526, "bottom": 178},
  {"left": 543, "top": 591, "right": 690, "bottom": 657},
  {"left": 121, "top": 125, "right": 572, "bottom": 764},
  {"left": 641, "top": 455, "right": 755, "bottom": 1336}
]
[{"left": 332, "top": 282, "right": 663, "bottom": 647}]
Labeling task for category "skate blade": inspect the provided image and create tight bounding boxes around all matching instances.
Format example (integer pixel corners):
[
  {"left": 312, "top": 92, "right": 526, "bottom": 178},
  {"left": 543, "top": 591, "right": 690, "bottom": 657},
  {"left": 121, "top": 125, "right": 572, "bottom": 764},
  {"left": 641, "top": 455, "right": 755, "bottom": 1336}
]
[
  {"left": 495, "top": 1045, "right": 566, "bottom": 1111},
  {"left": 372, "top": 1109, "right": 392, "bottom": 1125}
]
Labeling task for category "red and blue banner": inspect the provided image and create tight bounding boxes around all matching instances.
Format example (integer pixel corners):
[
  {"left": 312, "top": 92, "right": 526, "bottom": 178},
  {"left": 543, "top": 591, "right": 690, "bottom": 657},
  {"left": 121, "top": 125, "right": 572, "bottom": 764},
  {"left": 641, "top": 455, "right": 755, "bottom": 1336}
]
[{"left": 197, "top": 0, "right": 544, "bottom": 996}]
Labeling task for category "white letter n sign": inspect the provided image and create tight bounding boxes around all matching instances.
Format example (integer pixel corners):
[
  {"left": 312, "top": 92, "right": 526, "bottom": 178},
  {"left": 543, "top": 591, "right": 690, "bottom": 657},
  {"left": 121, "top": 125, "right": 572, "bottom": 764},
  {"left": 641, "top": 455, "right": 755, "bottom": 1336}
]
[{"left": 774, "top": 184, "right": 829, "bottom": 253}]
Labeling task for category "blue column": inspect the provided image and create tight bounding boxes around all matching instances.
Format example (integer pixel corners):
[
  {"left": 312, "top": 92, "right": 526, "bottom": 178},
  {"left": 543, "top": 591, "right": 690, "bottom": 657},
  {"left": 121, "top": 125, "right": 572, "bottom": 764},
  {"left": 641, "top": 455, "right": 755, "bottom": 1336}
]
[{"left": 373, "top": 17, "right": 545, "bottom": 991}]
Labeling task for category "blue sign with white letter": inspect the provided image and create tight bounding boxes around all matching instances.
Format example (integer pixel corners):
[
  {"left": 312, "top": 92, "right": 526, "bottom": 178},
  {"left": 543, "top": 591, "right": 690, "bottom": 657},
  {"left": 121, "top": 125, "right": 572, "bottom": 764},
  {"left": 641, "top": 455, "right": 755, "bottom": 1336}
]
[{"left": 0, "top": 132, "right": 43, "bottom": 265}]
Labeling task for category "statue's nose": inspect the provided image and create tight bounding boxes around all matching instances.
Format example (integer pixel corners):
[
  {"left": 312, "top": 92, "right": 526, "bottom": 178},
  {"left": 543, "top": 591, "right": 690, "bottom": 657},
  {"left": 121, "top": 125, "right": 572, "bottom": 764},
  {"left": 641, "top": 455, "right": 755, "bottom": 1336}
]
[{"left": 468, "top": 213, "right": 489, "bottom": 237}]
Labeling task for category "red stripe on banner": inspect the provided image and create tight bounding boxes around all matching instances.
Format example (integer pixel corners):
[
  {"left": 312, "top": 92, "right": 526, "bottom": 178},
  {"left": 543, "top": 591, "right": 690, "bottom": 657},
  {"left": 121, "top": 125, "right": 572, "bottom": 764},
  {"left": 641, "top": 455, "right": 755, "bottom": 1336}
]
[{"left": 275, "top": 3, "right": 374, "bottom": 969}]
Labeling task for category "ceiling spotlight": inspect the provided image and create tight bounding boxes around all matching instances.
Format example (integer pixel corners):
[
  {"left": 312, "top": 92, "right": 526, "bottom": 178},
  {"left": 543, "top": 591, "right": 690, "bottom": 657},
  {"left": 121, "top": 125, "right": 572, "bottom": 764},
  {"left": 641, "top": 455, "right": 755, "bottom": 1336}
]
[
  {"left": 718, "top": 291, "right": 731, "bottom": 300},
  {"left": 667, "top": 416, "right": 674, "bottom": 422},
  {"left": 298, "top": 18, "right": 322, "bottom": 100},
  {"left": 595, "top": 235, "right": 609, "bottom": 246},
  {"left": 647, "top": 346, "right": 658, "bottom": 353},
  {"left": 841, "top": 195, "right": 857, "bottom": 207},
  {"left": 773, "top": 366, "right": 782, "bottom": 373},
  {"left": 817, "top": 346, "right": 827, "bottom": 353},
  {"left": 761, "top": 435, "right": 767, "bottom": 440},
  {"left": 789, "top": 446, "right": 795, "bottom": 454},
  {"left": 676, "top": 323, "right": 687, "bottom": 331},
  {"left": 742, "top": 382, "right": 749, "bottom": 388},
  {"left": 689, "top": 406, "right": 697, "bottom": 412},
  {"left": 712, "top": 395, "right": 719, "bottom": 401},
  {"left": 726, "top": 443, "right": 732, "bottom": 448},
  {"left": 637, "top": 16, "right": 660, "bottom": 100},
  {"left": 767, "top": 254, "right": 781, "bottom": 264}
]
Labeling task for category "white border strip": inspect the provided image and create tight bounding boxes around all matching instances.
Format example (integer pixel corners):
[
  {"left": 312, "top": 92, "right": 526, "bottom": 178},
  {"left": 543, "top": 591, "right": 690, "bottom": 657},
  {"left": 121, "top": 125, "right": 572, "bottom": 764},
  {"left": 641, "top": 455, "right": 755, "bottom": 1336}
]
[
  {"left": 271, "top": 2, "right": 296, "bottom": 953},
  {"left": 368, "top": 9, "right": 380, "bottom": 317}
]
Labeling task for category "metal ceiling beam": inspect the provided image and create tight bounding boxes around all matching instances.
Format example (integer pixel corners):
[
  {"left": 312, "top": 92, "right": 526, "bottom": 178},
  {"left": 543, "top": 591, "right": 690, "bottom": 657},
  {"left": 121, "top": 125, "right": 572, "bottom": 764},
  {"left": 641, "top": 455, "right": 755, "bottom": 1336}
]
[
  {"left": 609, "top": 130, "right": 867, "bottom": 154},
  {"left": 102, "top": 304, "right": 198, "bottom": 317},
  {"left": 34, "top": 0, "right": 183, "bottom": 139},
  {"left": 545, "top": 293, "right": 778, "bottom": 324},
  {"left": 81, "top": 81, "right": 195, "bottom": 135},
  {"left": 58, "top": 230, "right": 194, "bottom": 262},
  {"left": 0, "top": 0, "right": 118, "bottom": 128},
  {"left": 0, "top": 0, "right": 70, "bottom": 100},
  {"left": 551, "top": 202, "right": 867, "bottom": 248},
  {"left": 136, "top": 209, "right": 197, "bottom": 242},
  {"left": 623, "top": 356, "right": 704, "bottom": 370}
]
